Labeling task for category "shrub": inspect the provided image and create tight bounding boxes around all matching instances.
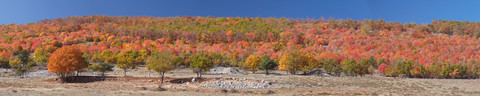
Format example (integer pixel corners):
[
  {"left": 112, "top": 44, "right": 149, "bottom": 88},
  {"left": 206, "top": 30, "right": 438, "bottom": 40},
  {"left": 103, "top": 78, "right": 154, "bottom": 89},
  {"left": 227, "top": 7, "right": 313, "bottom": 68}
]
[
  {"left": 439, "top": 64, "right": 467, "bottom": 78},
  {"left": 342, "top": 59, "right": 370, "bottom": 76},
  {"left": 258, "top": 55, "right": 277, "bottom": 75},
  {"left": 378, "top": 63, "right": 387, "bottom": 74},
  {"left": 427, "top": 62, "right": 444, "bottom": 77},
  {"left": 386, "top": 59, "right": 413, "bottom": 77},
  {"left": 173, "top": 55, "right": 188, "bottom": 68},
  {"left": 189, "top": 52, "right": 213, "bottom": 78},
  {"left": 342, "top": 59, "right": 357, "bottom": 76},
  {"left": 358, "top": 58, "right": 373, "bottom": 75},
  {"left": 323, "top": 58, "right": 342, "bottom": 76},
  {"left": 146, "top": 51, "right": 175, "bottom": 83},
  {"left": 410, "top": 64, "right": 427, "bottom": 77},
  {"left": 366, "top": 56, "right": 378, "bottom": 68},
  {"left": 90, "top": 63, "right": 114, "bottom": 77},
  {"left": 9, "top": 58, "right": 21, "bottom": 68},
  {"left": 467, "top": 61, "right": 480, "bottom": 78}
]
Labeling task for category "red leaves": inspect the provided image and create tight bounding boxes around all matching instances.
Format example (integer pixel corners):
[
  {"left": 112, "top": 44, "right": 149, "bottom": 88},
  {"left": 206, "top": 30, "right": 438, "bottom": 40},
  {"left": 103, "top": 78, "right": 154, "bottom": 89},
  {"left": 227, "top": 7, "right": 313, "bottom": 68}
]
[
  {"left": 378, "top": 64, "right": 388, "bottom": 73},
  {"left": 1, "top": 16, "right": 480, "bottom": 78}
]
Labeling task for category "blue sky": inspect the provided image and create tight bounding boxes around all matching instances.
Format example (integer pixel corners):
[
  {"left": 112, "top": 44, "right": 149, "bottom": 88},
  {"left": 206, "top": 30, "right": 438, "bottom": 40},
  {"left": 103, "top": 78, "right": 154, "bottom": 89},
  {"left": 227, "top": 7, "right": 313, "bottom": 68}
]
[{"left": 0, "top": 0, "right": 479, "bottom": 24}]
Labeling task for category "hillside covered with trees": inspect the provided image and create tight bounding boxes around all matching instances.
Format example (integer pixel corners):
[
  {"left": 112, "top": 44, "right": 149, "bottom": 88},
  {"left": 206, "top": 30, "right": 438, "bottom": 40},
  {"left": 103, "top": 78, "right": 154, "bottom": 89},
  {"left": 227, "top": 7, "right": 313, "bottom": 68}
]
[{"left": 1, "top": 15, "right": 480, "bottom": 78}]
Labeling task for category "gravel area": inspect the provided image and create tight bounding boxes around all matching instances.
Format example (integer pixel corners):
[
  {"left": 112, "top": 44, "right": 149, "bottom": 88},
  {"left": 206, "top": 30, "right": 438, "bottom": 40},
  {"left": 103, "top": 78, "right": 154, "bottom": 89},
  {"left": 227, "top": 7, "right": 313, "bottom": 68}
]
[
  {"left": 22, "top": 70, "right": 56, "bottom": 78},
  {"left": 207, "top": 67, "right": 242, "bottom": 75},
  {"left": 0, "top": 68, "right": 12, "bottom": 73},
  {"left": 200, "top": 78, "right": 271, "bottom": 89}
]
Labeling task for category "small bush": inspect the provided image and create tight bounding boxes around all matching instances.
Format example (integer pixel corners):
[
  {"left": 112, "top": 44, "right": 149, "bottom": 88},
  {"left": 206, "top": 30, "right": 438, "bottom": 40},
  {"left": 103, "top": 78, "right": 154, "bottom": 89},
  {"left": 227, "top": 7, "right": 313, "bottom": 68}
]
[
  {"left": 342, "top": 59, "right": 358, "bottom": 76},
  {"left": 378, "top": 64, "right": 387, "bottom": 74},
  {"left": 343, "top": 59, "right": 370, "bottom": 76},
  {"left": 323, "top": 59, "right": 342, "bottom": 76},
  {"left": 410, "top": 64, "right": 427, "bottom": 77},
  {"left": 386, "top": 59, "right": 413, "bottom": 77}
]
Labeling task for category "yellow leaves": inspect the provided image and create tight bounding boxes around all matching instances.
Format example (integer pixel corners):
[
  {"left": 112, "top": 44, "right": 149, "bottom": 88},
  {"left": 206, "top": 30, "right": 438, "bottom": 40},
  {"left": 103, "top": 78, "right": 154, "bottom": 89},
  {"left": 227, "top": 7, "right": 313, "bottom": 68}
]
[
  {"left": 278, "top": 50, "right": 319, "bottom": 72},
  {"left": 107, "top": 36, "right": 115, "bottom": 42},
  {"left": 116, "top": 50, "right": 136, "bottom": 70},
  {"left": 34, "top": 48, "right": 50, "bottom": 63},
  {"left": 278, "top": 54, "right": 291, "bottom": 71},
  {"left": 9, "top": 57, "right": 21, "bottom": 68},
  {"left": 146, "top": 51, "right": 175, "bottom": 73},
  {"left": 244, "top": 55, "right": 261, "bottom": 70}
]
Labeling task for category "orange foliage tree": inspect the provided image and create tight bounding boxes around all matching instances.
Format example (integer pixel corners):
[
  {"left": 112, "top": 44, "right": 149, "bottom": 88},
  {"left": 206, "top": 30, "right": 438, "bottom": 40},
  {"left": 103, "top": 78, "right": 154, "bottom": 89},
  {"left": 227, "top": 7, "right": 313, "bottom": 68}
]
[{"left": 47, "top": 45, "right": 86, "bottom": 82}]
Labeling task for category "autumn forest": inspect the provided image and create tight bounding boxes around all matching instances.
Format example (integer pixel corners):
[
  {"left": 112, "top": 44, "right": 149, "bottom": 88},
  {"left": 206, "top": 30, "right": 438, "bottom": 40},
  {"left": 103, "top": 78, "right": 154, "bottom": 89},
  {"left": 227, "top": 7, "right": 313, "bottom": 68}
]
[{"left": 2, "top": 15, "right": 480, "bottom": 79}]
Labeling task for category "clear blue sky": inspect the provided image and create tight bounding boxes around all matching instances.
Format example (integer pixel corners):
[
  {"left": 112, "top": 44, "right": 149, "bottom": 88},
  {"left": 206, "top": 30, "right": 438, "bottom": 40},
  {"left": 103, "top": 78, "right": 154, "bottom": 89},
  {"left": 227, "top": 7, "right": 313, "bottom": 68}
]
[{"left": 1, "top": 0, "right": 479, "bottom": 24}]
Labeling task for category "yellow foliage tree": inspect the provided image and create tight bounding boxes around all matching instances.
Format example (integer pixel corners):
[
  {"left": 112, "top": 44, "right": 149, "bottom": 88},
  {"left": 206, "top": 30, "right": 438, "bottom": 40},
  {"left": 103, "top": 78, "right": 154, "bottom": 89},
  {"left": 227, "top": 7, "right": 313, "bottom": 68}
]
[
  {"left": 116, "top": 50, "right": 136, "bottom": 77},
  {"left": 146, "top": 51, "right": 175, "bottom": 84},
  {"left": 9, "top": 57, "right": 21, "bottom": 68},
  {"left": 278, "top": 52, "right": 297, "bottom": 74},
  {"left": 34, "top": 48, "right": 50, "bottom": 66},
  {"left": 244, "top": 55, "right": 261, "bottom": 73},
  {"left": 278, "top": 50, "right": 319, "bottom": 75}
]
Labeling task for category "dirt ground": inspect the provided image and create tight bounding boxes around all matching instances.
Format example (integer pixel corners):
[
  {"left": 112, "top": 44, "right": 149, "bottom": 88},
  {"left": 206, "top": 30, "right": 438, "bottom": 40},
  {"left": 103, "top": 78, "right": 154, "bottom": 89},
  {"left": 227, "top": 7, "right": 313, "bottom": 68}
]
[{"left": 1, "top": 67, "right": 480, "bottom": 96}]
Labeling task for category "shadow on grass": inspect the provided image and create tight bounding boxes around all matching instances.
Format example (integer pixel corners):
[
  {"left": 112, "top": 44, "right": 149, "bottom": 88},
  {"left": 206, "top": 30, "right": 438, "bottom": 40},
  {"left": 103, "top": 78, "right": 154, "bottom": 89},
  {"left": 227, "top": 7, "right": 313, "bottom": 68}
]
[{"left": 63, "top": 76, "right": 110, "bottom": 83}]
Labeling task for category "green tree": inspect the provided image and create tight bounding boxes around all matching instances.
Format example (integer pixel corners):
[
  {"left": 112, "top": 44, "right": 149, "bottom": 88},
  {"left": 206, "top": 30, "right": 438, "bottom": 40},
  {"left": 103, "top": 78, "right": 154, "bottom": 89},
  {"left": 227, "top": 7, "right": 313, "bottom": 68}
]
[
  {"left": 18, "top": 50, "right": 30, "bottom": 65},
  {"left": 146, "top": 51, "right": 175, "bottom": 84},
  {"left": 90, "top": 52, "right": 103, "bottom": 63},
  {"left": 323, "top": 58, "right": 342, "bottom": 76},
  {"left": 342, "top": 59, "right": 358, "bottom": 76},
  {"left": 189, "top": 52, "right": 213, "bottom": 78},
  {"left": 396, "top": 60, "right": 413, "bottom": 76},
  {"left": 258, "top": 55, "right": 277, "bottom": 75},
  {"left": 342, "top": 59, "right": 370, "bottom": 76},
  {"left": 172, "top": 56, "right": 186, "bottom": 67},
  {"left": 357, "top": 58, "right": 373, "bottom": 76},
  {"left": 90, "top": 63, "right": 114, "bottom": 77}
]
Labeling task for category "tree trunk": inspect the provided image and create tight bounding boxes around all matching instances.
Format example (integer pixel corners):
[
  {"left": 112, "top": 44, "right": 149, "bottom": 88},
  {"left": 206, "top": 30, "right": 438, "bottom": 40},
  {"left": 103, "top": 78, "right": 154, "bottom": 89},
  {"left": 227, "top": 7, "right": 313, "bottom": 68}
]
[
  {"left": 199, "top": 70, "right": 202, "bottom": 78},
  {"left": 265, "top": 69, "right": 269, "bottom": 75},
  {"left": 123, "top": 69, "right": 127, "bottom": 77},
  {"left": 60, "top": 74, "right": 66, "bottom": 83},
  {"left": 149, "top": 70, "right": 151, "bottom": 77},
  {"left": 102, "top": 71, "right": 105, "bottom": 78},
  {"left": 161, "top": 72, "right": 165, "bottom": 84}
]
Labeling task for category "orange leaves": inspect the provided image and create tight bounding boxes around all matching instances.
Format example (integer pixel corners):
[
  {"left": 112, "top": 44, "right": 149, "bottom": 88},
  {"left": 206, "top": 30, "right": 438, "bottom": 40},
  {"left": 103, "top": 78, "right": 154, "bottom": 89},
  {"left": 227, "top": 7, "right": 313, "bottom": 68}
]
[
  {"left": 4, "top": 16, "right": 480, "bottom": 78},
  {"left": 47, "top": 45, "right": 86, "bottom": 76}
]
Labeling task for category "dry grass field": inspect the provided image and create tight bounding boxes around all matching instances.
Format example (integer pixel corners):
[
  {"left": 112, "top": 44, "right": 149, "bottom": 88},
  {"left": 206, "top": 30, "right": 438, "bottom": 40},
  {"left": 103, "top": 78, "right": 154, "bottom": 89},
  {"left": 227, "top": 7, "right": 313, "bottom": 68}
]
[{"left": 1, "top": 67, "right": 480, "bottom": 96}]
